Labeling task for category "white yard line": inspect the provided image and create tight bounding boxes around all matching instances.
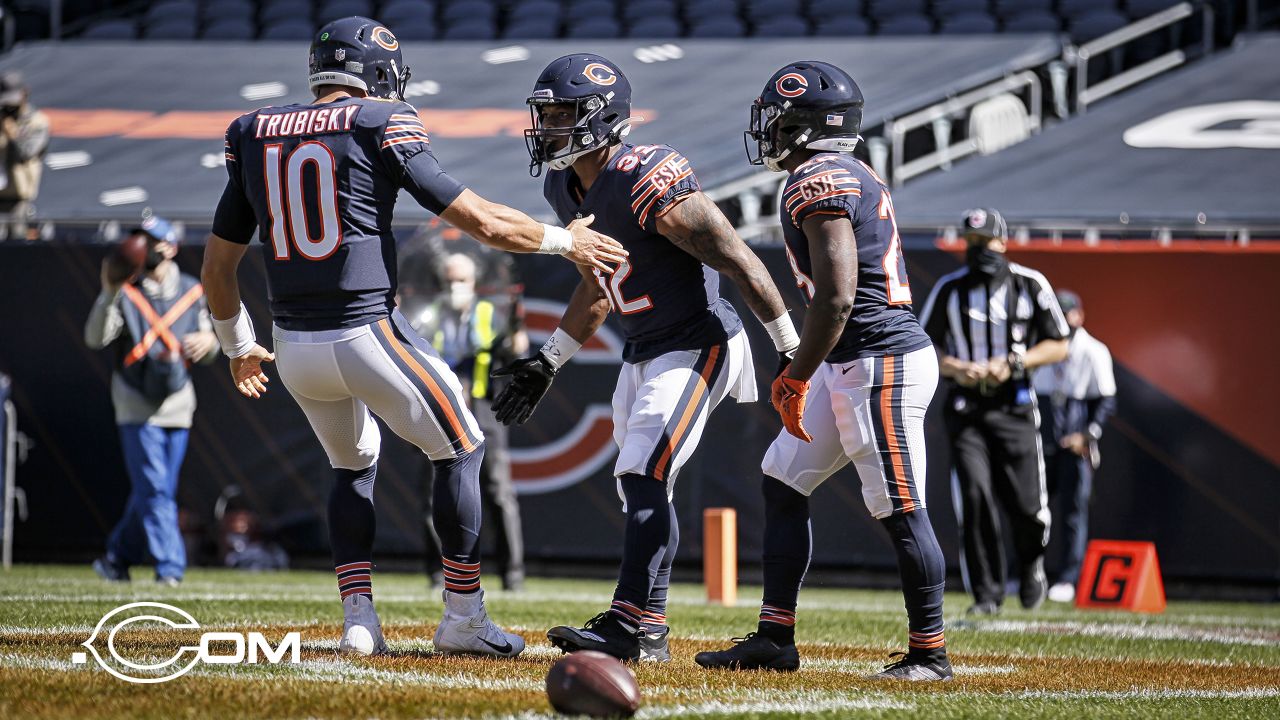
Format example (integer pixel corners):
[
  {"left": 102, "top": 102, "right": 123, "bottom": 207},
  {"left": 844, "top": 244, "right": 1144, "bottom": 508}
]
[{"left": 967, "top": 619, "right": 1280, "bottom": 647}]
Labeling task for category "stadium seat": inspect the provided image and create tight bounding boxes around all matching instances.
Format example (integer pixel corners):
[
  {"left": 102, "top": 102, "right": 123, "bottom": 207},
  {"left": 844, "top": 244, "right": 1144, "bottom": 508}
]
[
  {"left": 443, "top": 0, "right": 498, "bottom": 25},
  {"left": 143, "top": 19, "right": 198, "bottom": 39},
  {"left": 812, "top": 15, "right": 871, "bottom": 36},
  {"left": 1058, "top": 0, "right": 1117, "bottom": 19},
  {"left": 1068, "top": 10, "right": 1127, "bottom": 42},
  {"left": 1126, "top": 0, "right": 1180, "bottom": 19},
  {"left": 808, "top": 0, "right": 866, "bottom": 18},
  {"left": 562, "top": 0, "right": 616, "bottom": 22},
  {"left": 753, "top": 15, "right": 808, "bottom": 36},
  {"left": 201, "top": 18, "right": 257, "bottom": 40},
  {"left": 317, "top": 0, "right": 374, "bottom": 25},
  {"left": 79, "top": 19, "right": 139, "bottom": 39},
  {"left": 145, "top": 1, "right": 197, "bottom": 25},
  {"left": 939, "top": 12, "right": 999, "bottom": 34},
  {"left": 992, "top": 0, "right": 1053, "bottom": 15},
  {"left": 565, "top": 17, "right": 622, "bottom": 37},
  {"left": 394, "top": 21, "right": 438, "bottom": 39},
  {"left": 442, "top": 18, "right": 497, "bottom": 39},
  {"left": 626, "top": 16, "right": 682, "bottom": 37},
  {"left": 202, "top": 0, "right": 254, "bottom": 22},
  {"left": 688, "top": 16, "right": 747, "bottom": 37},
  {"left": 382, "top": 5, "right": 435, "bottom": 30},
  {"left": 1001, "top": 10, "right": 1060, "bottom": 31},
  {"left": 684, "top": 0, "right": 741, "bottom": 23},
  {"left": 932, "top": 0, "right": 990, "bottom": 19},
  {"left": 507, "top": 0, "right": 560, "bottom": 22},
  {"left": 260, "top": 19, "right": 316, "bottom": 39},
  {"left": 502, "top": 17, "right": 560, "bottom": 38},
  {"left": 260, "top": 1, "right": 313, "bottom": 26},
  {"left": 622, "top": 0, "right": 677, "bottom": 24},
  {"left": 744, "top": 0, "right": 803, "bottom": 21},
  {"left": 875, "top": 13, "right": 934, "bottom": 34},
  {"left": 866, "top": 0, "right": 927, "bottom": 20}
]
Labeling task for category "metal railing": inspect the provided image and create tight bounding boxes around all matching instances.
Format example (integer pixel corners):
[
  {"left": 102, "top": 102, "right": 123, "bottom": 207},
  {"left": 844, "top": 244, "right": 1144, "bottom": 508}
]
[
  {"left": 886, "top": 71, "right": 1042, "bottom": 188},
  {"left": 1072, "top": 1, "right": 1213, "bottom": 112}
]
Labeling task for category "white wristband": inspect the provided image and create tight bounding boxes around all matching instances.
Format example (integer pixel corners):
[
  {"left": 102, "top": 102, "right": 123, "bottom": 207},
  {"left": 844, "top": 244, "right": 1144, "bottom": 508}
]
[
  {"left": 538, "top": 223, "right": 574, "bottom": 255},
  {"left": 763, "top": 313, "right": 800, "bottom": 353},
  {"left": 539, "top": 327, "right": 582, "bottom": 370},
  {"left": 211, "top": 303, "right": 256, "bottom": 359}
]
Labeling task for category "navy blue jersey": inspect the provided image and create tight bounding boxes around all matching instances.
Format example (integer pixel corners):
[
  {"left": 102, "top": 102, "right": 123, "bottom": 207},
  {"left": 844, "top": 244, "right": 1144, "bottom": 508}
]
[
  {"left": 213, "top": 96, "right": 465, "bottom": 331},
  {"left": 779, "top": 153, "right": 931, "bottom": 363},
  {"left": 544, "top": 143, "right": 741, "bottom": 362}
]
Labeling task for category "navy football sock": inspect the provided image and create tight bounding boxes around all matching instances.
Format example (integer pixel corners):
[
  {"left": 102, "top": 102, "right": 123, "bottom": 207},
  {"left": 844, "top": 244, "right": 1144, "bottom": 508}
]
[
  {"left": 880, "top": 508, "right": 947, "bottom": 657},
  {"left": 643, "top": 502, "right": 679, "bottom": 632},
  {"left": 610, "top": 474, "right": 671, "bottom": 632},
  {"left": 758, "top": 475, "right": 811, "bottom": 646},
  {"left": 330, "top": 463, "right": 377, "bottom": 601},
  {"left": 431, "top": 444, "right": 486, "bottom": 594}
]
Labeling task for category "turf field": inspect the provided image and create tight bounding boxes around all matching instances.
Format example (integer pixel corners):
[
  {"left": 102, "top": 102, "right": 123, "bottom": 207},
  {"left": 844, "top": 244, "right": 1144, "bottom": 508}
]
[{"left": 1, "top": 565, "right": 1277, "bottom": 719}]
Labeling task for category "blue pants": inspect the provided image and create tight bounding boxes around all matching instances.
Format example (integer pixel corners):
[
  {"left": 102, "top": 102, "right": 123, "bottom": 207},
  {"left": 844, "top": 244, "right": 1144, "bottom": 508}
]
[
  {"left": 1047, "top": 450, "right": 1093, "bottom": 585},
  {"left": 106, "top": 423, "right": 189, "bottom": 579}
]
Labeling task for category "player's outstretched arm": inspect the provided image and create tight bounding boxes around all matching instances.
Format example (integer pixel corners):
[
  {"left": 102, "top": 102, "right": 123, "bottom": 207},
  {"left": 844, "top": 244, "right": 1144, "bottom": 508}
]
[
  {"left": 656, "top": 191, "right": 799, "bottom": 360},
  {"left": 492, "top": 265, "right": 610, "bottom": 426},
  {"left": 202, "top": 234, "right": 275, "bottom": 399},
  {"left": 439, "top": 190, "right": 627, "bottom": 273}
]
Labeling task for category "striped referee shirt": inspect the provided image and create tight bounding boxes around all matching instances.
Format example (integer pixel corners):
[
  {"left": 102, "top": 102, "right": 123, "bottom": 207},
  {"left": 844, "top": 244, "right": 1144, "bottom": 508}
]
[{"left": 918, "top": 263, "right": 1069, "bottom": 394}]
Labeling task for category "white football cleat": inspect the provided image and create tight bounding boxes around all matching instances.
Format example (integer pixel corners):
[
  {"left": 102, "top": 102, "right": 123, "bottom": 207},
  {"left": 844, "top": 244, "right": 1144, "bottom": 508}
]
[
  {"left": 433, "top": 589, "right": 525, "bottom": 658},
  {"left": 1048, "top": 582, "right": 1076, "bottom": 604},
  {"left": 339, "top": 594, "right": 389, "bottom": 656}
]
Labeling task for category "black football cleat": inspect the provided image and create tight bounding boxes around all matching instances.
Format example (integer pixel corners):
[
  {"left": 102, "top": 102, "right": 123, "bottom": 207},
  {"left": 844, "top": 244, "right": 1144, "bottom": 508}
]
[
  {"left": 1020, "top": 556, "right": 1048, "bottom": 610},
  {"left": 92, "top": 557, "right": 130, "bottom": 582},
  {"left": 694, "top": 632, "right": 800, "bottom": 672},
  {"left": 870, "top": 650, "right": 954, "bottom": 681},
  {"left": 638, "top": 625, "right": 671, "bottom": 663},
  {"left": 547, "top": 613, "right": 641, "bottom": 661}
]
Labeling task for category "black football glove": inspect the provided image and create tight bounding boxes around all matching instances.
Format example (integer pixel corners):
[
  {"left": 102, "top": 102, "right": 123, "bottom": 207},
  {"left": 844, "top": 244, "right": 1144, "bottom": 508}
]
[{"left": 491, "top": 353, "right": 558, "bottom": 426}]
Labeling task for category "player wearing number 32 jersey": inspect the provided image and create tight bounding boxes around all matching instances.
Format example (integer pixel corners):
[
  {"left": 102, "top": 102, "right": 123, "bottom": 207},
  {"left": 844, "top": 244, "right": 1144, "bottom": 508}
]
[
  {"left": 200, "top": 18, "right": 628, "bottom": 662},
  {"left": 695, "top": 61, "right": 952, "bottom": 681},
  {"left": 490, "top": 54, "right": 799, "bottom": 663}
]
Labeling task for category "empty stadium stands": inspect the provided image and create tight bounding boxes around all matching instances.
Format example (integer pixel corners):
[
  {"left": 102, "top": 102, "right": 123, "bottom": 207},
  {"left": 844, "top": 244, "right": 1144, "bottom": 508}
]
[{"left": 3, "top": 0, "right": 1206, "bottom": 43}]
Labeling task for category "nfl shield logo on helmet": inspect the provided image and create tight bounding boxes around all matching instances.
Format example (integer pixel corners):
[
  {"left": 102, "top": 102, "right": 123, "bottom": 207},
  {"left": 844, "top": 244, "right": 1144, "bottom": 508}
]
[{"left": 335, "top": 48, "right": 345, "bottom": 61}]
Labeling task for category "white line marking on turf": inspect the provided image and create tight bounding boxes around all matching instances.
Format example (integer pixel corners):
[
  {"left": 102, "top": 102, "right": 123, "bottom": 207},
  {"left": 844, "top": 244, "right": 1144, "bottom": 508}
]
[
  {"left": 1011, "top": 688, "right": 1280, "bottom": 700},
  {"left": 969, "top": 619, "right": 1279, "bottom": 647}
]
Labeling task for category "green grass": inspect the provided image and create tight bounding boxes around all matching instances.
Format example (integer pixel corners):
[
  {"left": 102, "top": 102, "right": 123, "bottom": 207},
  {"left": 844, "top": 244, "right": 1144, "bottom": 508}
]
[{"left": 1, "top": 565, "right": 1277, "bottom": 719}]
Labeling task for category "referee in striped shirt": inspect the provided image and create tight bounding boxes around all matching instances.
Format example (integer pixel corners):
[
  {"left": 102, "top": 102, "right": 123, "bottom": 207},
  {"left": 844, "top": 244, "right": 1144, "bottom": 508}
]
[{"left": 918, "top": 208, "right": 1069, "bottom": 615}]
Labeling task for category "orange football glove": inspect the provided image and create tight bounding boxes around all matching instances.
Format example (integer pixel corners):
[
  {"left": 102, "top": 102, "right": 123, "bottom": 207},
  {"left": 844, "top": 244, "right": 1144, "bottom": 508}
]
[{"left": 771, "top": 373, "right": 813, "bottom": 443}]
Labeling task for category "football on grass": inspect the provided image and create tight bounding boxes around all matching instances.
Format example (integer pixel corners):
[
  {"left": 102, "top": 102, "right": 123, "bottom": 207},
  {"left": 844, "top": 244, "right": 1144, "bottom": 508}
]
[
  {"left": 545, "top": 651, "right": 641, "bottom": 718},
  {"left": 106, "top": 234, "right": 147, "bottom": 284}
]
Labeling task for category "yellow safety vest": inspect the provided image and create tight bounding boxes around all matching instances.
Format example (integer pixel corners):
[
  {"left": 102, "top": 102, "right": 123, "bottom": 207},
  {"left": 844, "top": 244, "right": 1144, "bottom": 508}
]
[{"left": 432, "top": 299, "right": 498, "bottom": 400}]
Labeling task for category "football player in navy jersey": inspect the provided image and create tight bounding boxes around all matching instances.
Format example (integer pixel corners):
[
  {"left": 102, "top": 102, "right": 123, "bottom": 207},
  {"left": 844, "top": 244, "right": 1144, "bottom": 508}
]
[
  {"left": 491, "top": 54, "right": 799, "bottom": 663},
  {"left": 695, "top": 62, "right": 952, "bottom": 681},
  {"left": 199, "top": 18, "right": 627, "bottom": 660}
]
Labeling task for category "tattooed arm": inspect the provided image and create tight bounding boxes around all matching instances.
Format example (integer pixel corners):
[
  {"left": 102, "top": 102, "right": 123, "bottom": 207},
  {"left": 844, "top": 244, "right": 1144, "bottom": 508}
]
[
  {"left": 655, "top": 191, "right": 792, "bottom": 334},
  {"left": 784, "top": 214, "right": 858, "bottom": 382}
]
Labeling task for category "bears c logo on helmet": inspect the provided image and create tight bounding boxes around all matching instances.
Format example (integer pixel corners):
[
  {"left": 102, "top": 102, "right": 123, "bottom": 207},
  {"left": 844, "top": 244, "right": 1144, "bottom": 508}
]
[
  {"left": 371, "top": 26, "right": 398, "bottom": 51},
  {"left": 775, "top": 72, "right": 809, "bottom": 98},
  {"left": 582, "top": 62, "right": 618, "bottom": 86}
]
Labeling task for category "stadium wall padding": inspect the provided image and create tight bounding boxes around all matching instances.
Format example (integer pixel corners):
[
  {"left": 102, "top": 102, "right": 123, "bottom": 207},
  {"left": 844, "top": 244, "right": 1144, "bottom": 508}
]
[{"left": 1, "top": 239, "right": 1276, "bottom": 585}]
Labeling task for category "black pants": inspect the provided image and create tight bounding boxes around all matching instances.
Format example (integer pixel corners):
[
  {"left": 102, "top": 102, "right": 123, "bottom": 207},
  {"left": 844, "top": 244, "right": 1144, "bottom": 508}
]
[
  {"left": 1046, "top": 449, "right": 1093, "bottom": 586},
  {"left": 945, "top": 398, "right": 1048, "bottom": 606},
  {"left": 423, "top": 398, "right": 524, "bottom": 581}
]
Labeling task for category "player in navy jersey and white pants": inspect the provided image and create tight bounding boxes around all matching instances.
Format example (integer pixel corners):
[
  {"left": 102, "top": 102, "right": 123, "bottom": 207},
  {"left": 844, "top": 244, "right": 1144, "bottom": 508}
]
[
  {"left": 695, "top": 62, "right": 952, "bottom": 681},
  {"left": 199, "top": 18, "right": 627, "bottom": 659},
  {"left": 490, "top": 54, "right": 800, "bottom": 663}
]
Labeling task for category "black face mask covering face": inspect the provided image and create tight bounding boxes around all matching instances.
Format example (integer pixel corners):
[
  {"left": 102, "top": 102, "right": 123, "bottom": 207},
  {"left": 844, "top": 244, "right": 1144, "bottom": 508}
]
[
  {"left": 143, "top": 245, "right": 165, "bottom": 271},
  {"left": 965, "top": 243, "right": 1008, "bottom": 278}
]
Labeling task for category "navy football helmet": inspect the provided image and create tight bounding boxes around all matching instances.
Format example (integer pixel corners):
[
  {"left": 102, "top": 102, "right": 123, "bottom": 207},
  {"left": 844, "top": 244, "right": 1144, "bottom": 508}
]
[
  {"left": 746, "top": 61, "right": 864, "bottom": 172},
  {"left": 308, "top": 17, "right": 410, "bottom": 100},
  {"left": 525, "top": 54, "right": 633, "bottom": 176}
]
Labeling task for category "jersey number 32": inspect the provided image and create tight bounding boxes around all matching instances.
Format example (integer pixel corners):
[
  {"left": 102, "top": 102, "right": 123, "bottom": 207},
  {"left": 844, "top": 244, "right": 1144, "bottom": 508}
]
[{"left": 263, "top": 141, "right": 342, "bottom": 261}]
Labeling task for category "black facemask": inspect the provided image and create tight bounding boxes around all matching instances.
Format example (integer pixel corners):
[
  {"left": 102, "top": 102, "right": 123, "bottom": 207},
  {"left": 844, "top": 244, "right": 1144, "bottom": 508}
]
[
  {"left": 144, "top": 245, "right": 165, "bottom": 271},
  {"left": 965, "top": 242, "right": 1008, "bottom": 278}
]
